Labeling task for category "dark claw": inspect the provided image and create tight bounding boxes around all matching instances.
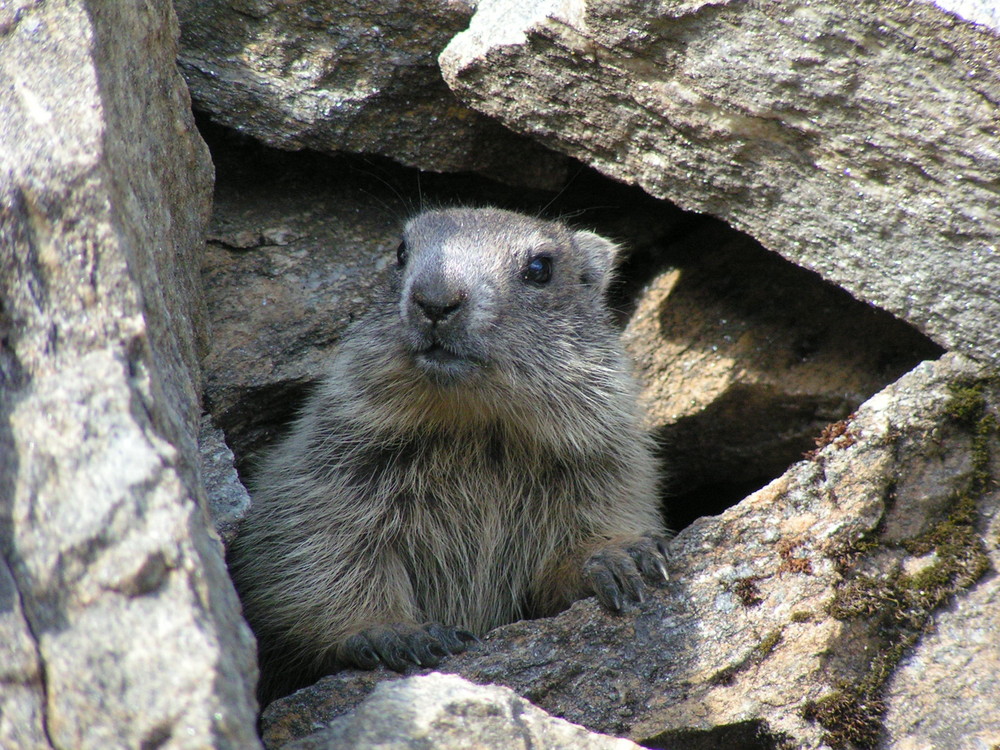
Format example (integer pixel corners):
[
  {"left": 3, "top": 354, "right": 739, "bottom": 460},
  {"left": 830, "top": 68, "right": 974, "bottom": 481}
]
[
  {"left": 425, "top": 622, "right": 463, "bottom": 653},
  {"left": 656, "top": 536, "right": 671, "bottom": 560},
  {"left": 583, "top": 558, "right": 626, "bottom": 612},
  {"left": 455, "top": 628, "right": 481, "bottom": 647},
  {"left": 343, "top": 622, "right": 479, "bottom": 672},
  {"left": 624, "top": 571, "right": 645, "bottom": 603},
  {"left": 372, "top": 630, "right": 412, "bottom": 672},
  {"left": 626, "top": 534, "right": 670, "bottom": 585},
  {"left": 424, "top": 623, "right": 479, "bottom": 654},
  {"left": 407, "top": 632, "right": 443, "bottom": 667},
  {"left": 583, "top": 534, "right": 671, "bottom": 613},
  {"left": 634, "top": 545, "right": 669, "bottom": 583},
  {"left": 341, "top": 632, "right": 381, "bottom": 670}
]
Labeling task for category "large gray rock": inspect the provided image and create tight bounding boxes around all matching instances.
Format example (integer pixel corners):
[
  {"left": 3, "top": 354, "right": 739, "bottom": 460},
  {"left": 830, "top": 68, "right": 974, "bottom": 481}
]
[
  {"left": 175, "top": 0, "right": 567, "bottom": 185},
  {"left": 0, "top": 1, "right": 260, "bottom": 747},
  {"left": 440, "top": 0, "right": 1000, "bottom": 366},
  {"left": 284, "top": 673, "right": 641, "bottom": 750},
  {"left": 261, "top": 353, "right": 999, "bottom": 749},
  {"left": 0, "top": 556, "right": 47, "bottom": 747}
]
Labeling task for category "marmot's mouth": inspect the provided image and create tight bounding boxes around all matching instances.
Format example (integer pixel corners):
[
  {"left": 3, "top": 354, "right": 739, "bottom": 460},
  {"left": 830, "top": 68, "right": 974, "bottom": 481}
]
[
  {"left": 420, "top": 343, "right": 461, "bottom": 362},
  {"left": 413, "top": 342, "right": 482, "bottom": 381}
]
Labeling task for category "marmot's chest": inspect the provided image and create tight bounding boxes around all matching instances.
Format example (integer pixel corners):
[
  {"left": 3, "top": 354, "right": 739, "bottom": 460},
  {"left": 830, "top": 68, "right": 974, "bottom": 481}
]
[{"left": 393, "top": 477, "right": 561, "bottom": 631}]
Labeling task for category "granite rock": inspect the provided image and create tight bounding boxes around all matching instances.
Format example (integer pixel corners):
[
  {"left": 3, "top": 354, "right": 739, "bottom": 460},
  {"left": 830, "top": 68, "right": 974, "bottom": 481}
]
[
  {"left": 0, "top": 1, "right": 259, "bottom": 746},
  {"left": 175, "top": 0, "right": 567, "bottom": 185},
  {"left": 441, "top": 0, "right": 1000, "bottom": 365},
  {"left": 283, "top": 673, "right": 641, "bottom": 750}
]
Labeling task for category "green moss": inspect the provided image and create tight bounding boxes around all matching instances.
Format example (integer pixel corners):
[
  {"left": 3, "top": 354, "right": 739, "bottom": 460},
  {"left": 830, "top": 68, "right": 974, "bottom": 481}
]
[
  {"left": 945, "top": 381, "right": 999, "bottom": 497},
  {"left": 944, "top": 383, "right": 987, "bottom": 425},
  {"left": 817, "top": 493, "right": 990, "bottom": 747},
  {"left": 757, "top": 628, "right": 783, "bottom": 656},
  {"left": 801, "top": 691, "right": 885, "bottom": 750},
  {"left": 790, "top": 611, "right": 813, "bottom": 623},
  {"left": 804, "top": 377, "right": 997, "bottom": 749}
]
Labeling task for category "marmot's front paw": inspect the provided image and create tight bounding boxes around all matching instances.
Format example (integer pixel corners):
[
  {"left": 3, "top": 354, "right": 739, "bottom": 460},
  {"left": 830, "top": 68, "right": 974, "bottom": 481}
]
[
  {"left": 339, "top": 622, "right": 478, "bottom": 672},
  {"left": 582, "top": 534, "right": 670, "bottom": 612}
]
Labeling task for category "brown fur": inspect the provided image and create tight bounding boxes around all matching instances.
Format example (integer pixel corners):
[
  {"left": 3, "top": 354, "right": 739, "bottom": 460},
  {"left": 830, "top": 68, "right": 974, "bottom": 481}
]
[{"left": 227, "top": 208, "right": 665, "bottom": 703}]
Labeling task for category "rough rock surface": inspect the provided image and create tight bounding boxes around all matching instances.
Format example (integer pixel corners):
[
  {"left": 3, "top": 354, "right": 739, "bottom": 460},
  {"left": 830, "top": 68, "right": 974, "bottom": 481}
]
[
  {"left": 624, "top": 220, "right": 942, "bottom": 515},
  {"left": 174, "top": 0, "right": 566, "bottom": 185},
  {"left": 260, "top": 353, "right": 999, "bottom": 749},
  {"left": 200, "top": 150, "right": 411, "bottom": 468},
  {"left": 0, "top": 1, "right": 259, "bottom": 747},
  {"left": 283, "top": 673, "right": 641, "bottom": 750},
  {"left": 440, "top": 0, "right": 1000, "bottom": 366},
  {"left": 201, "top": 415, "right": 252, "bottom": 547}
]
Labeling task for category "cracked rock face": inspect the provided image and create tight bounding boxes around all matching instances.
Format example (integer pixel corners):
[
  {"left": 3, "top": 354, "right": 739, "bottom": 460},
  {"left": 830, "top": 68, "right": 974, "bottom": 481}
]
[
  {"left": 440, "top": 0, "right": 1000, "bottom": 366},
  {"left": 174, "top": 0, "right": 568, "bottom": 186},
  {"left": 0, "top": 1, "right": 259, "bottom": 747}
]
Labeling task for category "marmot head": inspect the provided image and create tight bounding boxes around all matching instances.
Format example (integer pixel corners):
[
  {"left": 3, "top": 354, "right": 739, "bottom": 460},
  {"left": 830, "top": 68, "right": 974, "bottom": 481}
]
[
  {"left": 342, "top": 208, "right": 633, "bottom": 443},
  {"left": 392, "top": 207, "right": 621, "bottom": 387}
]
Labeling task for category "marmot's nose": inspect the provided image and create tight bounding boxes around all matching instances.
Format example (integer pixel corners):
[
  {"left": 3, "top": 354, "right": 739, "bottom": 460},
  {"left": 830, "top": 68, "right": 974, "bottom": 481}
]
[{"left": 412, "top": 289, "right": 466, "bottom": 324}]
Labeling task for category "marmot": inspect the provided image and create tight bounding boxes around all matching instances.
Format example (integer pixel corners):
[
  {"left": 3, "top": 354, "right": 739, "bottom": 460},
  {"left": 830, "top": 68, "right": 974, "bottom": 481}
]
[{"left": 228, "top": 207, "right": 668, "bottom": 703}]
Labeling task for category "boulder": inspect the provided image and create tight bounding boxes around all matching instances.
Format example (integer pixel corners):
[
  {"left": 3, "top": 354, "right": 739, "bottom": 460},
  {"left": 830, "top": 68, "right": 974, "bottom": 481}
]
[
  {"left": 0, "top": 1, "right": 259, "bottom": 747},
  {"left": 440, "top": 0, "right": 1000, "bottom": 366},
  {"left": 282, "top": 673, "right": 642, "bottom": 750},
  {"left": 260, "top": 353, "right": 1000, "bottom": 749},
  {"left": 174, "top": 0, "right": 567, "bottom": 185}
]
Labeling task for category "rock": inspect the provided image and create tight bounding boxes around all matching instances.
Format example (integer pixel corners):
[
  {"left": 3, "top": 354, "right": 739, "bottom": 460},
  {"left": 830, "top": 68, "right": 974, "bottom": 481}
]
[
  {"left": 200, "top": 415, "right": 252, "bottom": 546},
  {"left": 882, "top": 554, "right": 1000, "bottom": 749},
  {"left": 199, "top": 149, "right": 406, "bottom": 468},
  {"left": 0, "top": 556, "right": 47, "bottom": 748},
  {"left": 282, "top": 673, "right": 641, "bottom": 750},
  {"left": 440, "top": 0, "right": 1000, "bottom": 366},
  {"left": 0, "top": 1, "right": 259, "bottom": 747},
  {"left": 624, "top": 220, "right": 942, "bottom": 518},
  {"left": 260, "top": 353, "right": 1000, "bottom": 749},
  {"left": 934, "top": 0, "right": 1000, "bottom": 29},
  {"left": 879, "top": 379, "right": 1000, "bottom": 748},
  {"left": 174, "top": 0, "right": 567, "bottom": 186}
]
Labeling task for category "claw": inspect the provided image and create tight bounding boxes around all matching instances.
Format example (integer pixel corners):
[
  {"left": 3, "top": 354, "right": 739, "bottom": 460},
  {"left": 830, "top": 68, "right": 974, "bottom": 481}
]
[
  {"left": 656, "top": 558, "right": 670, "bottom": 583},
  {"left": 455, "top": 628, "right": 481, "bottom": 647},
  {"left": 341, "top": 633, "right": 380, "bottom": 670},
  {"left": 425, "top": 623, "right": 478, "bottom": 654},
  {"left": 343, "top": 622, "right": 478, "bottom": 671},
  {"left": 378, "top": 636, "right": 413, "bottom": 672},
  {"left": 584, "top": 534, "right": 670, "bottom": 613},
  {"left": 656, "top": 537, "right": 670, "bottom": 559}
]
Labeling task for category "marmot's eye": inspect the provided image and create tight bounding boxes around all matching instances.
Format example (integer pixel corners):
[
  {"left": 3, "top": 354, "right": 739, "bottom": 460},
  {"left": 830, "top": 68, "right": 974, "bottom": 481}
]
[
  {"left": 522, "top": 255, "right": 552, "bottom": 285},
  {"left": 396, "top": 241, "right": 408, "bottom": 268}
]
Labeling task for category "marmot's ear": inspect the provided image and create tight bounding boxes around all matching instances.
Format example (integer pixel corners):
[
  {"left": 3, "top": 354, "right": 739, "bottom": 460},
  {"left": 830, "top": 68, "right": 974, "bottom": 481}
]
[{"left": 572, "top": 230, "right": 622, "bottom": 296}]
